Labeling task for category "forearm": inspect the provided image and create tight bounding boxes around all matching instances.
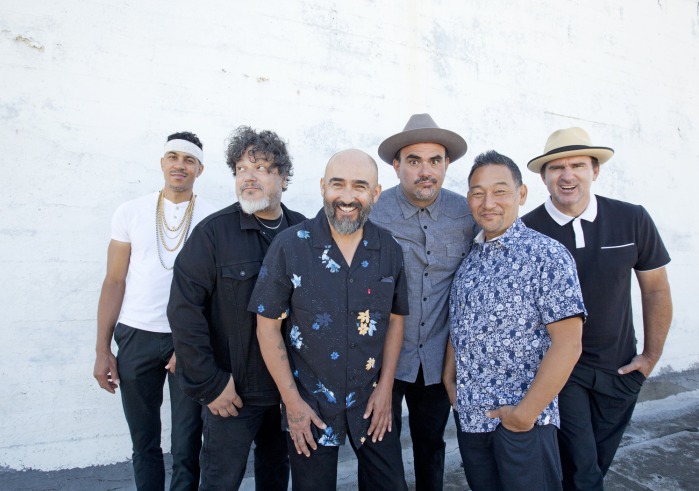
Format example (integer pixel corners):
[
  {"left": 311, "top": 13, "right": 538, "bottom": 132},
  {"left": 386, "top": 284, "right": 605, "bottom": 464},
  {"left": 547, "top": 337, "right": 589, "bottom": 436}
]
[
  {"left": 96, "top": 279, "right": 125, "bottom": 353},
  {"left": 442, "top": 339, "right": 456, "bottom": 389},
  {"left": 516, "top": 321, "right": 582, "bottom": 424},
  {"left": 377, "top": 314, "right": 404, "bottom": 387},
  {"left": 640, "top": 289, "right": 673, "bottom": 362},
  {"left": 256, "top": 315, "right": 301, "bottom": 404}
]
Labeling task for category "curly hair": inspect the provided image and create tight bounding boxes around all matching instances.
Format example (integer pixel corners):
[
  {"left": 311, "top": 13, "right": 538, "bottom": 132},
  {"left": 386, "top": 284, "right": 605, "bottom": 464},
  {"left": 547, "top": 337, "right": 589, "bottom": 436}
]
[
  {"left": 225, "top": 126, "right": 293, "bottom": 189},
  {"left": 166, "top": 131, "right": 203, "bottom": 150}
]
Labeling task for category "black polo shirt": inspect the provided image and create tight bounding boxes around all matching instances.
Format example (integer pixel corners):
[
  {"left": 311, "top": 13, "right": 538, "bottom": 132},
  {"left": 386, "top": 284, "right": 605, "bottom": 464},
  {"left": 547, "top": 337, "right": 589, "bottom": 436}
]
[
  {"left": 249, "top": 209, "right": 409, "bottom": 447},
  {"left": 522, "top": 195, "right": 670, "bottom": 371}
]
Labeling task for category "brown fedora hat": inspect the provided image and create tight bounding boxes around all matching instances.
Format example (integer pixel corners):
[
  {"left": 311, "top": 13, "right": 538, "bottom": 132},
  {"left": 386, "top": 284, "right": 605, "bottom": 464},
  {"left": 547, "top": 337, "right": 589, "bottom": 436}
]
[
  {"left": 378, "top": 113, "right": 467, "bottom": 164},
  {"left": 527, "top": 127, "right": 614, "bottom": 173}
]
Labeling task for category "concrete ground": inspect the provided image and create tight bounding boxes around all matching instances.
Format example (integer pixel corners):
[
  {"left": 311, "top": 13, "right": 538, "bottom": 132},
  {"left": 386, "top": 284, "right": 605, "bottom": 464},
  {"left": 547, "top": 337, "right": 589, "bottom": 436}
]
[{"left": 2, "top": 369, "right": 698, "bottom": 490}]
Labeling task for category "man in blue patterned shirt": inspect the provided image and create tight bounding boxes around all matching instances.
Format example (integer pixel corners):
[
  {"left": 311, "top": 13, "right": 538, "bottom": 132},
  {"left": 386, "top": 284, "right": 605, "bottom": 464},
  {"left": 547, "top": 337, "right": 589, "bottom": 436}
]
[
  {"left": 443, "top": 150, "right": 586, "bottom": 491},
  {"left": 252, "top": 149, "right": 409, "bottom": 490}
]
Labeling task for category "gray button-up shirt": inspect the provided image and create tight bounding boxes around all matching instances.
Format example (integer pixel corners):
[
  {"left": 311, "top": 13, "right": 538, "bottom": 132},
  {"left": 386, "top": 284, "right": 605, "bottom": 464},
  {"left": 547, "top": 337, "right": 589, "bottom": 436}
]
[{"left": 370, "top": 185, "right": 477, "bottom": 385}]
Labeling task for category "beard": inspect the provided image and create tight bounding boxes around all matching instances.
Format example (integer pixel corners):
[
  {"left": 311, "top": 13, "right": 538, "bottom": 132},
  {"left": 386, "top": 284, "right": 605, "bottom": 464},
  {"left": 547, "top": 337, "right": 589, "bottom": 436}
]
[
  {"left": 323, "top": 198, "right": 372, "bottom": 235},
  {"left": 238, "top": 196, "right": 270, "bottom": 215}
]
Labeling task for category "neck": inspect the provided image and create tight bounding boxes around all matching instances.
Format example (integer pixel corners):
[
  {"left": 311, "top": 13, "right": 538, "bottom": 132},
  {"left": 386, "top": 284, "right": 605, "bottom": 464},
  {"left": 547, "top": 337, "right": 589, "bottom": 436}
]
[
  {"left": 553, "top": 195, "right": 591, "bottom": 218},
  {"left": 254, "top": 205, "right": 283, "bottom": 221},
  {"left": 330, "top": 226, "right": 363, "bottom": 266},
  {"left": 162, "top": 186, "right": 193, "bottom": 204}
]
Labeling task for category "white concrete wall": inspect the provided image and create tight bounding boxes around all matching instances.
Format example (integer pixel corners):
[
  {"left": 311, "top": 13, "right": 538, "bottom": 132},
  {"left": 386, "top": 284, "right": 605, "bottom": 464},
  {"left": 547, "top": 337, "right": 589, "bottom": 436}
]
[{"left": 1, "top": 0, "right": 697, "bottom": 471}]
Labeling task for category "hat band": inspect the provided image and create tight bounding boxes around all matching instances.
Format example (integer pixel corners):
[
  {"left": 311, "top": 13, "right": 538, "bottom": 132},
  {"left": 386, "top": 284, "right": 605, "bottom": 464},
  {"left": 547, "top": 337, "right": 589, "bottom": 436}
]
[
  {"left": 164, "top": 139, "right": 204, "bottom": 163},
  {"left": 542, "top": 144, "right": 603, "bottom": 157}
]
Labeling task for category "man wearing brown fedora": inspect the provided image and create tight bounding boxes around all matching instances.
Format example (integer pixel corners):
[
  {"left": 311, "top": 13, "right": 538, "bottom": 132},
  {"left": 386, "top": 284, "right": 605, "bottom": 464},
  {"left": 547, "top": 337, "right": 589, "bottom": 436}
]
[
  {"left": 371, "top": 114, "right": 477, "bottom": 490},
  {"left": 522, "top": 127, "right": 673, "bottom": 490}
]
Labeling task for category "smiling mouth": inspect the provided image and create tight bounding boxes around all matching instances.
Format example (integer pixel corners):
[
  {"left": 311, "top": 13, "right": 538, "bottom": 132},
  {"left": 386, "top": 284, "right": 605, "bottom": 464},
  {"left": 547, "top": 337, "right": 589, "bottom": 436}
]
[
  {"left": 337, "top": 204, "right": 358, "bottom": 213},
  {"left": 560, "top": 185, "right": 577, "bottom": 190}
]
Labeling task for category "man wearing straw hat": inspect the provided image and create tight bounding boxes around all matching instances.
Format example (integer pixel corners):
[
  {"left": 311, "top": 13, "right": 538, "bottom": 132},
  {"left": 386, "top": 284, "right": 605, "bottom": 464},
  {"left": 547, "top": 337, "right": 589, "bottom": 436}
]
[
  {"left": 94, "top": 131, "right": 216, "bottom": 490},
  {"left": 371, "top": 114, "right": 477, "bottom": 490},
  {"left": 522, "top": 127, "right": 673, "bottom": 490}
]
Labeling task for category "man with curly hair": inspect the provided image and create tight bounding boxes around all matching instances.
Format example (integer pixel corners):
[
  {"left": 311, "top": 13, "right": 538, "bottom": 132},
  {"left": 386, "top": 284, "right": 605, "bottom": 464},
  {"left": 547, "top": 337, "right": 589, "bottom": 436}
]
[{"left": 168, "top": 126, "right": 306, "bottom": 490}]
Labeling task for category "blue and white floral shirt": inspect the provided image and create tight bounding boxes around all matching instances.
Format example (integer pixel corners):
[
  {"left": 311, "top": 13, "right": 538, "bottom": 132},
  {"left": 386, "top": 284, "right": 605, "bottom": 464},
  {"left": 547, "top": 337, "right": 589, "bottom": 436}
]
[
  {"left": 249, "top": 209, "right": 409, "bottom": 447},
  {"left": 449, "top": 218, "right": 585, "bottom": 433}
]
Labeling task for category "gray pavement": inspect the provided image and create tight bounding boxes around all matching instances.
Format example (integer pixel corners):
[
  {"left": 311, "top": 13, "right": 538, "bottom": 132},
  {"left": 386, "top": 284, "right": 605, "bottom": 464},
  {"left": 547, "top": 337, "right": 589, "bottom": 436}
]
[{"left": 2, "top": 368, "right": 698, "bottom": 490}]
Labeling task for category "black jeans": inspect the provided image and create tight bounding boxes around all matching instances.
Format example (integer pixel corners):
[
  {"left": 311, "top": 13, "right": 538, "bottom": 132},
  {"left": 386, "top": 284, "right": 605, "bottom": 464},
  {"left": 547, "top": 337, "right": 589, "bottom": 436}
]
[
  {"left": 558, "top": 363, "right": 645, "bottom": 491},
  {"left": 115, "top": 323, "right": 202, "bottom": 491},
  {"left": 392, "top": 366, "right": 451, "bottom": 491},
  {"left": 455, "top": 415, "right": 562, "bottom": 491},
  {"left": 287, "top": 420, "right": 407, "bottom": 491},
  {"left": 199, "top": 403, "right": 289, "bottom": 490}
]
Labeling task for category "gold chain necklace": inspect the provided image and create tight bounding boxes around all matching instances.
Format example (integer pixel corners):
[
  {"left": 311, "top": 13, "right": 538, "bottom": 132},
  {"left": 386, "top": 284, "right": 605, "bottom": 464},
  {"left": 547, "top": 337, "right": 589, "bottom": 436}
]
[{"left": 155, "top": 190, "right": 195, "bottom": 270}]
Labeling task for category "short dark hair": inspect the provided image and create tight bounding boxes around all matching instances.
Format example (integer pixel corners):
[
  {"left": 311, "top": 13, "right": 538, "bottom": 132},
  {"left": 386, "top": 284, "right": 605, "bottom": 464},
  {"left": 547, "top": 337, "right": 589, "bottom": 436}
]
[
  {"left": 468, "top": 150, "right": 523, "bottom": 187},
  {"left": 225, "top": 126, "right": 293, "bottom": 188},
  {"left": 166, "top": 131, "right": 203, "bottom": 150}
]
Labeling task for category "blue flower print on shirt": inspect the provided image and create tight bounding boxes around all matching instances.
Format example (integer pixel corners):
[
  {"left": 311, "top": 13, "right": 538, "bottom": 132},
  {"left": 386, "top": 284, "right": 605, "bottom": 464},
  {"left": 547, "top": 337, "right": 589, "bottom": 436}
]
[
  {"left": 259, "top": 265, "right": 268, "bottom": 279},
  {"left": 293, "top": 370, "right": 299, "bottom": 378},
  {"left": 361, "top": 260, "right": 369, "bottom": 268},
  {"left": 320, "top": 246, "right": 341, "bottom": 273},
  {"left": 312, "top": 323, "right": 320, "bottom": 330},
  {"left": 363, "top": 240, "right": 368, "bottom": 247},
  {"left": 290, "top": 325, "right": 303, "bottom": 349},
  {"left": 318, "top": 426, "right": 340, "bottom": 446},
  {"left": 313, "top": 381, "right": 336, "bottom": 403},
  {"left": 346, "top": 392, "right": 356, "bottom": 408},
  {"left": 315, "top": 313, "right": 332, "bottom": 328},
  {"left": 291, "top": 274, "right": 302, "bottom": 288},
  {"left": 330, "top": 351, "right": 339, "bottom": 360},
  {"left": 297, "top": 229, "right": 310, "bottom": 239},
  {"left": 257, "top": 304, "right": 265, "bottom": 313}
]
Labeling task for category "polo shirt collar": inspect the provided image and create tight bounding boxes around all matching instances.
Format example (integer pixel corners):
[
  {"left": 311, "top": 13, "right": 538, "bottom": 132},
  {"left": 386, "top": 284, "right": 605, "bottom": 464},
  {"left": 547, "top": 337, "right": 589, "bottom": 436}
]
[
  {"left": 396, "top": 186, "right": 444, "bottom": 220},
  {"left": 543, "top": 194, "right": 598, "bottom": 248}
]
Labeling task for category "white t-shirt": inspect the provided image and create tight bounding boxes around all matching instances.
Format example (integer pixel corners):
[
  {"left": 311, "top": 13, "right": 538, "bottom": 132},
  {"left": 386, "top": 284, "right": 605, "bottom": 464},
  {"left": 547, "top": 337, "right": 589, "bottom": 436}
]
[{"left": 111, "top": 191, "right": 217, "bottom": 333}]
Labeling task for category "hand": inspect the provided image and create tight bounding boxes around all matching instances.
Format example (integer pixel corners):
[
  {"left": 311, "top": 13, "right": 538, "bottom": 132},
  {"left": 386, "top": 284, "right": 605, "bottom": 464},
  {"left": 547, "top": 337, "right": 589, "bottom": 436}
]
[
  {"left": 165, "top": 352, "right": 176, "bottom": 374},
  {"left": 618, "top": 353, "right": 654, "bottom": 379},
  {"left": 285, "top": 398, "right": 326, "bottom": 457},
  {"left": 485, "top": 405, "right": 535, "bottom": 433},
  {"left": 207, "top": 375, "right": 244, "bottom": 417},
  {"left": 94, "top": 351, "right": 120, "bottom": 393},
  {"left": 364, "top": 381, "right": 392, "bottom": 442}
]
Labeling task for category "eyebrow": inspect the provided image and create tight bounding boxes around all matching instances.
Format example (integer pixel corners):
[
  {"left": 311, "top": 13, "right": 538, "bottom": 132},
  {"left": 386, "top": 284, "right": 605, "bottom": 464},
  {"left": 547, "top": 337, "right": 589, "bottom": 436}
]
[
  {"left": 328, "top": 177, "right": 370, "bottom": 186},
  {"left": 404, "top": 153, "right": 443, "bottom": 160}
]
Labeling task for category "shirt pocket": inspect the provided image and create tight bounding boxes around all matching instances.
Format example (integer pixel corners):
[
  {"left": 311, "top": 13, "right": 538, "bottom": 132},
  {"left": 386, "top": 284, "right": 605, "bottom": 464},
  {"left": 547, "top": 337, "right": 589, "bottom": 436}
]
[
  {"left": 446, "top": 242, "right": 469, "bottom": 259},
  {"left": 221, "top": 261, "right": 262, "bottom": 310},
  {"left": 368, "top": 280, "right": 395, "bottom": 316},
  {"left": 599, "top": 243, "right": 637, "bottom": 279}
]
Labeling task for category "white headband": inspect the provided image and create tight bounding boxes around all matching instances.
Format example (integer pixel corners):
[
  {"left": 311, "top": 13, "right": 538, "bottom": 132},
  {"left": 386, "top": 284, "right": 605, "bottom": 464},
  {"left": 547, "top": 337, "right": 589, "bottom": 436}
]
[{"left": 164, "top": 139, "right": 204, "bottom": 164}]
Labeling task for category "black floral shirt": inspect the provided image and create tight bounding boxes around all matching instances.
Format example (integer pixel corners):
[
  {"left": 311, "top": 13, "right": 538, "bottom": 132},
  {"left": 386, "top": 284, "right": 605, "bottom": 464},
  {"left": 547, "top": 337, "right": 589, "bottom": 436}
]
[
  {"left": 449, "top": 219, "right": 586, "bottom": 433},
  {"left": 249, "top": 209, "right": 409, "bottom": 447}
]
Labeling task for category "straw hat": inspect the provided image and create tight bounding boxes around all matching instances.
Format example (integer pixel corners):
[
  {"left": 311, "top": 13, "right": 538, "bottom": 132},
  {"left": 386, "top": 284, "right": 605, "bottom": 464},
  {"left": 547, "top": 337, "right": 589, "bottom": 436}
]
[
  {"left": 378, "top": 113, "right": 467, "bottom": 164},
  {"left": 527, "top": 127, "right": 614, "bottom": 173}
]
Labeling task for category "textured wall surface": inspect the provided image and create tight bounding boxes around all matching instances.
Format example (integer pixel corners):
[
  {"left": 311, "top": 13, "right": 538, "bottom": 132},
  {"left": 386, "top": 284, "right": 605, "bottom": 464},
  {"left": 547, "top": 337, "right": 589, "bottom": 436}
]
[{"left": 1, "top": 0, "right": 697, "bottom": 471}]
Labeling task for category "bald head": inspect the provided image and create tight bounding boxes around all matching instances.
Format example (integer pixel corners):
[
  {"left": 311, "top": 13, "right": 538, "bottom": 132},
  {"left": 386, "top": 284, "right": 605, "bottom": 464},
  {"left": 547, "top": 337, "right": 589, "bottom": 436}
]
[
  {"left": 321, "top": 149, "right": 382, "bottom": 236},
  {"left": 324, "top": 149, "right": 378, "bottom": 187}
]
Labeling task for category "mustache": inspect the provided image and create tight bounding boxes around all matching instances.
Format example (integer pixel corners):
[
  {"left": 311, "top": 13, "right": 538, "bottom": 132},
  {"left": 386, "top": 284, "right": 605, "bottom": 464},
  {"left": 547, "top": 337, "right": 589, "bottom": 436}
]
[
  {"left": 241, "top": 184, "right": 263, "bottom": 191},
  {"left": 413, "top": 177, "right": 438, "bottom": 185}
]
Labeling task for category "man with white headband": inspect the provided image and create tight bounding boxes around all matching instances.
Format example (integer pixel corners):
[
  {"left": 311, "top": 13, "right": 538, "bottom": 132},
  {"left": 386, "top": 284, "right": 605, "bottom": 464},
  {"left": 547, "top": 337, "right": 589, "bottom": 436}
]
[{"left": 94, "top": 131, "right": 216, "bottom": 490}]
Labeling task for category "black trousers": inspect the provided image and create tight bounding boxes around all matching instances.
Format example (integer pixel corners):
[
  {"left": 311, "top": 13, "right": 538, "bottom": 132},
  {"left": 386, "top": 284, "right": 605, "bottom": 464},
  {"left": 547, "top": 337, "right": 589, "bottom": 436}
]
[
  {"left": 392, "top": 366, "right": 451, "bottom": 491},
  {"left": 286, "top": 418, "right": 407, "bottom": 491},
  {"left": 200, "top": 404, "right": 289, "bottom": 490},
  {"left": 558, "top": 363, "right": 645, "bottom": 491},
  {"left": 115, "top": 323, "right": 202, "bottom": 491},
  {"left": 455, "top": 416, "right": 562, "bottom": 491}
]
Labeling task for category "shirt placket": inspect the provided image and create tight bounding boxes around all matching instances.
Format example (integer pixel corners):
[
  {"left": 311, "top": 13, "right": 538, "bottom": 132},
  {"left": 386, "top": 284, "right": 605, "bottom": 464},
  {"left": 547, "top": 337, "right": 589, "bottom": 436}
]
[{"left": 417, "top": 208, "right": 434, "bottom": 352}]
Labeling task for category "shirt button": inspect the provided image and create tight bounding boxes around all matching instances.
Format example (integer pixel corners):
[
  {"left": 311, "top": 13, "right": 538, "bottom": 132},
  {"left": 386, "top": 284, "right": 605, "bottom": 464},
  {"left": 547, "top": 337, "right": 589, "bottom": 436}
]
[
  {"left": 423, "top": 297, "right": 427, "bottom": 301},
  {"left": 350, "top": 343, "right": 357, "bottom": 348},
  {"left": 349, "top": 278, "right": 354, "bottom": 283},
  {"left": 427, "top": 251, "right": 431, "bottom": 255},
  {"left": 419, "top": 344, "right": 423, "bottom": 348},
  {"left": 350, "top": 311, "right": 355, "bottom": 316},
  {"left": 420, "top": 208, "right": 425, "bottom": 212},
  {"left": 421, "top": 322, "right": 425, "bottom": 326},
  {"left": 424, "top": 272, "right": 428, "bottom": 277},
  {"left": 423, "top": 225, "right": 427, "bottom": 229},
  {"left": 240, "top": 271, "right": 246, "bottom": 276}
]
